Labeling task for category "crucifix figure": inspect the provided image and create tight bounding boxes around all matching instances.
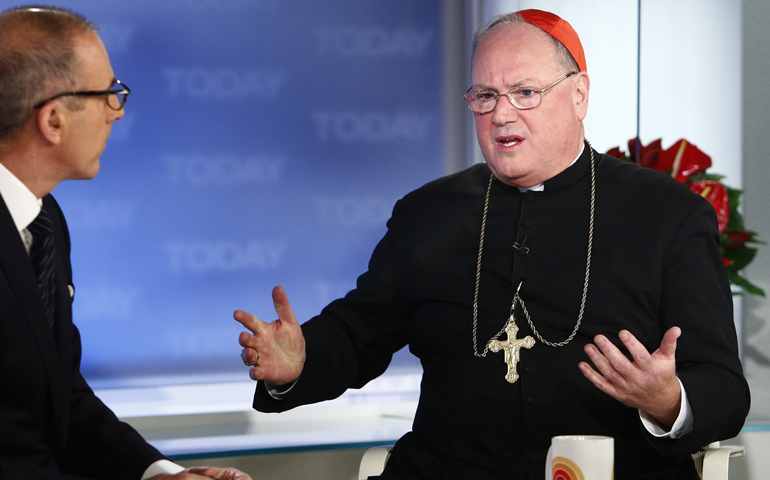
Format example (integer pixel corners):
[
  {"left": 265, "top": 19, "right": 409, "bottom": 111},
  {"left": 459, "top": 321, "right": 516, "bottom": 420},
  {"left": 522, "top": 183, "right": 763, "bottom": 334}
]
[{"left": 489, "top": 318, "right": 535, "bottom": 383}]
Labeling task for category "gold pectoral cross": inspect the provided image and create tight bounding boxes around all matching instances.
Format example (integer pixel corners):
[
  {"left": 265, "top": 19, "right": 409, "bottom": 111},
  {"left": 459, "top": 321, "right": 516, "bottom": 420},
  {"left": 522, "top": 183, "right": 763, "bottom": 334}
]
[{"left": 489, "top": 317, "right": 534, "bottom": 383}]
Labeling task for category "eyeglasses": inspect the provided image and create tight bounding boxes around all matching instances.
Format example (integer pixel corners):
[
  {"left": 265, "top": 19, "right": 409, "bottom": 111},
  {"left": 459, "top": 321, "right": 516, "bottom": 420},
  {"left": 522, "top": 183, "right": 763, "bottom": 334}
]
[
  {"left": 463, "top": 72, "right": 577, "bottom": 113},
  {"left": 33, "top": 80, "right": 131, "bottom": 110}
]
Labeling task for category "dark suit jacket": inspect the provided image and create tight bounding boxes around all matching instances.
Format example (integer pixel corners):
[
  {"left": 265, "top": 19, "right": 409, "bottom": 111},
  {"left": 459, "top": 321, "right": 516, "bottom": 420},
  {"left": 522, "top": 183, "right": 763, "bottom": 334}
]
[
  {"left": 0, "top": 193, "right": 165, "bottom": 480},
  {"left": 253, "top": 146, "right": 750, "bottom": 479}
]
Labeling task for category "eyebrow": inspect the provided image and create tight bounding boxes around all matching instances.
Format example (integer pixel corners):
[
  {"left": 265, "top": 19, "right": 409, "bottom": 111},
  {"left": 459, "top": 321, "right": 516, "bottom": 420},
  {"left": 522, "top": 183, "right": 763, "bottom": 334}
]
[{"left": 472, "top": 78, "right": 539, "bottom": 91}]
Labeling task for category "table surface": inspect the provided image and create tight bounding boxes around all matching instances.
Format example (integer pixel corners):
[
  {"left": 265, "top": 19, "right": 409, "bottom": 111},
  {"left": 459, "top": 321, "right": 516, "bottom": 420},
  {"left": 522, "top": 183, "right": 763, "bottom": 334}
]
[{"left": 95, "top": 371, "right": 421, "bottom": 460}]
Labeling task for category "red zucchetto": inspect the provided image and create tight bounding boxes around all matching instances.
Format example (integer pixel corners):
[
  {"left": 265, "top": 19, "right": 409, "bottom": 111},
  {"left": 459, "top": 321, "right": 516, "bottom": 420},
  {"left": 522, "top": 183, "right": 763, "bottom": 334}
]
[{"left": 516, "top": 9, "right": 587, "bottom": 72}]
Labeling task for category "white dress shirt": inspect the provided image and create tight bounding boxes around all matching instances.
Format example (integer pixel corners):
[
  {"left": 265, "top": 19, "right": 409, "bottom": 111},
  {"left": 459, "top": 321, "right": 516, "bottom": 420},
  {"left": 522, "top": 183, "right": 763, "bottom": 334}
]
[{"left": 0, "top": 161, "right": 40, "bottom": 252}]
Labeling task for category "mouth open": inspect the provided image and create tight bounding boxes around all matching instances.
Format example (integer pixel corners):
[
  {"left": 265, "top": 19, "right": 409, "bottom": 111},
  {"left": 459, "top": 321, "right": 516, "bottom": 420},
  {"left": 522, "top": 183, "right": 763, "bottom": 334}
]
[{"left": 497, "top": 135, "right": 523, "bottom": 148}]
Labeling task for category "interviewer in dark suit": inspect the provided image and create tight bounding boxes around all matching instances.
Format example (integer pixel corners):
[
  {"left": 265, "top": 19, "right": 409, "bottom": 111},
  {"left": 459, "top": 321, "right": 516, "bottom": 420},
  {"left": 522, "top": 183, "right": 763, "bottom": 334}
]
[{"left": 0, "top": 6, "right": 252, "bottom": 480}]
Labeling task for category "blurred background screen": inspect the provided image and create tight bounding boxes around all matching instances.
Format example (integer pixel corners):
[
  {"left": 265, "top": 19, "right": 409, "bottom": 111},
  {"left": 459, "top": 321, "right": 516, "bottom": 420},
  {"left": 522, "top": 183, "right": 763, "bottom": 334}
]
[{"left": 45, "top": 0, "right": 443, "bottom": 387}]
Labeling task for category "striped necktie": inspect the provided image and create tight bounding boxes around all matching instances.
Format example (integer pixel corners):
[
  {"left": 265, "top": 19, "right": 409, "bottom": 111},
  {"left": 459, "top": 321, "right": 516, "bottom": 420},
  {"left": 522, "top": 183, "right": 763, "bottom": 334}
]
[{"left": 27, "top": 208, "right": 56, "bottom": 327}]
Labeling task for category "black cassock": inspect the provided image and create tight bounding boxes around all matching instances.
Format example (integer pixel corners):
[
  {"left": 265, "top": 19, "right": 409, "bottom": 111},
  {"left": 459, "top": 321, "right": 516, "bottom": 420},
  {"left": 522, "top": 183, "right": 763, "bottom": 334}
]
[{"left": 254, "top": 143, "right": 749, "bottom": 480}]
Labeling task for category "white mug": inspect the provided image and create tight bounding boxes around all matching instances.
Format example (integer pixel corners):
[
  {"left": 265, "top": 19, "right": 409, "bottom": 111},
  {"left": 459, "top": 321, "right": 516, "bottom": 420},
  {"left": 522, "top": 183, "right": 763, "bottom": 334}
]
[{"left": 545, "top": 435, "right": 614, "bottom": 480}]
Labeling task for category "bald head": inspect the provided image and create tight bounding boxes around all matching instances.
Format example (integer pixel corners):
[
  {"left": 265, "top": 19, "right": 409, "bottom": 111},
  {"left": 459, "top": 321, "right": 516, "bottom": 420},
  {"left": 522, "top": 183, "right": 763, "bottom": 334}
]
[
  {"left": 471, "top": 12, "right": 579, "bottom": 76},
  {"left": 0, "top": 6, "right": 98, "bottom": 143}
]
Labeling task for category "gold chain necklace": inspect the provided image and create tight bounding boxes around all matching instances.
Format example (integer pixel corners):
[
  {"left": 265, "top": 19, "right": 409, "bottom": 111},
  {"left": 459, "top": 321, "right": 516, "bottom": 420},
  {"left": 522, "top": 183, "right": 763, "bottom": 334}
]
[{"left": 472, "top": 141, "right": 596, "bottom": 382}]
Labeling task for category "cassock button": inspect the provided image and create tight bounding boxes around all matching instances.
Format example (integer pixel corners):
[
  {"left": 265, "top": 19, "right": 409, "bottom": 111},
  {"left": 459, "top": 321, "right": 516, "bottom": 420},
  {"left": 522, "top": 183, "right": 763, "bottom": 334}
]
[
  {"left": 523, "top": 220, "right": 532, "bottom": 228},
  {"left": 526, "top": 396, "right": 534, "bottom": 404},
  {"left": 527, "top": 196, "right": 537, "bottom": 203}
]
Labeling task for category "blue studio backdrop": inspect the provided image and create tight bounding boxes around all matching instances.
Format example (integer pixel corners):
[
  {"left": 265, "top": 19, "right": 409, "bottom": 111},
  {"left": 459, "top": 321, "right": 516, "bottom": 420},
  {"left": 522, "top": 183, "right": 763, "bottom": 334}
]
[{"left": 37, "top": 0, "right": 445, "bottom": 387}]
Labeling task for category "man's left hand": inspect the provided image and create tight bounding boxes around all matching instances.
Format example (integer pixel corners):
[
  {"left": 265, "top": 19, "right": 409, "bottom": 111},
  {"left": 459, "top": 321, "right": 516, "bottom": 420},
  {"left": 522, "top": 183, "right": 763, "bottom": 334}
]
[{"left": 579, "top": 326, "right": 682, "bottom": 430}]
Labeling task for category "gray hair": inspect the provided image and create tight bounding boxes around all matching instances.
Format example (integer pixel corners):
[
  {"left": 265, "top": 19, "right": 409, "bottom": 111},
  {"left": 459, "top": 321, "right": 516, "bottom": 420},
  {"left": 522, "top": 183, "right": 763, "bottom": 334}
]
[
  {"left": 0, "top": 6, "right": 98, "bottom": 142},
  {"left": 470, "top": 13, "right": 579, "bottom": 74}
]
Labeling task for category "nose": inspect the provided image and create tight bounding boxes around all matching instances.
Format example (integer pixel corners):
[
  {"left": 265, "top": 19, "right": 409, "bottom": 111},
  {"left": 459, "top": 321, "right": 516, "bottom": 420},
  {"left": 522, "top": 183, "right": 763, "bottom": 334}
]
[
  {"left": 491, "top": 93, "right": 519, "bottom": 126},
  {"left": 107, "top": 106, "right": 125, "bottom": 123}
]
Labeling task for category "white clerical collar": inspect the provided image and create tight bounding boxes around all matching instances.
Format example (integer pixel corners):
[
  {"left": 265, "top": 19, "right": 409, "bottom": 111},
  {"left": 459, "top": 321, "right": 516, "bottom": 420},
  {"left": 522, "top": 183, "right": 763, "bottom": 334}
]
[
  {"left": 517, "top": 143, "right": 585, "bottom": 193},
  {"left": 0, "top": 161, "right": 42, "bottom": 234}
]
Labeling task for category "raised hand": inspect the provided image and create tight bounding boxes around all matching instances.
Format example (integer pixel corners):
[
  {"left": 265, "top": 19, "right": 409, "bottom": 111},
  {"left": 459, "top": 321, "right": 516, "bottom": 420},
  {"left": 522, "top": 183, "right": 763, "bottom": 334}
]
[
  {"left": 235, "top": 286, "right": 306, "bottom": 385},
  {"left": 579, "top": 327, "right": 682, "bottom": 430}
]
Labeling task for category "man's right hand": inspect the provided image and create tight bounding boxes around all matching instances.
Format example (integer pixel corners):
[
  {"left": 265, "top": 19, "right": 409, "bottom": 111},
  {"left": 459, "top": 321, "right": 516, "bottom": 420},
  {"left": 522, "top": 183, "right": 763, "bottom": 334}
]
[
  {"left": 235, "top": 286, "right": 306, "bottom": 386},
  {"left": 151, "top": 466, "right": 253, "bottom": 480}
]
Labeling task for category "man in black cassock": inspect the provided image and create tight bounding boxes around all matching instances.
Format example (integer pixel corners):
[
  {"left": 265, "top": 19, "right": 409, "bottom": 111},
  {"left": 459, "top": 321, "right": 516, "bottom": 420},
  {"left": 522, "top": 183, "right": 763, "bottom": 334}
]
[{"left": 235, "top": 9, "right": 749, "bottom": 480}]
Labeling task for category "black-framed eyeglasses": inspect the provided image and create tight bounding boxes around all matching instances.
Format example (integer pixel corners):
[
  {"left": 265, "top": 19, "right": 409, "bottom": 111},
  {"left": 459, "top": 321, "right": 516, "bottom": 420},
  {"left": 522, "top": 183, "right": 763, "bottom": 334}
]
[
  {"left": 463, "top": 72, "right": 577, "bottom": 113},
  {"left": 33, "top": 80, "right": 131, "bottom": 110}
]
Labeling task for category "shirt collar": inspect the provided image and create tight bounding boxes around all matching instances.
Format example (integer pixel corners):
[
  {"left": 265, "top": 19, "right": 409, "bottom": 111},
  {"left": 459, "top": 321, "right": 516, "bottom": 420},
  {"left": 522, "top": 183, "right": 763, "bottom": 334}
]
[
  {"left": 0, "top": 162, "right": 42, "bottom": 233},
  {"left": 517, "top": 142, "right": 586, "bottom": 193}
]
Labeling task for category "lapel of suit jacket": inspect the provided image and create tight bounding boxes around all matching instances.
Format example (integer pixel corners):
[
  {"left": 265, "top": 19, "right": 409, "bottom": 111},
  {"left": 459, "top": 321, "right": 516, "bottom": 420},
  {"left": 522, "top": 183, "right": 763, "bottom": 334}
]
[
  {"left": 43, "top": 195, "right": 75, "bottom": 447},
  {"left": 0, "top": 193, "right": 70, "bottom": 446}
]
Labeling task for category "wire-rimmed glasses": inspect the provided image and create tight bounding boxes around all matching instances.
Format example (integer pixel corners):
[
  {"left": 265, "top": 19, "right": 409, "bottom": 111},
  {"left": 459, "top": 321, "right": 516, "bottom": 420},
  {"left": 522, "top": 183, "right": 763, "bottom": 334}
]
[{"left": 463, "top": 72, "right": 577, "bottom": 113}]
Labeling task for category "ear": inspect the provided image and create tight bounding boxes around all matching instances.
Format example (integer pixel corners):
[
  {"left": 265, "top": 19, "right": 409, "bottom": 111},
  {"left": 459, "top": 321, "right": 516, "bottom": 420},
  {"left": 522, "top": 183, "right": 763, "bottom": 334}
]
[
  {"left": 574, "top": 72, "right": 590, "bottom": 121},
  {"left": 34, "top": 102, "right": 65, "bottom": 145}
]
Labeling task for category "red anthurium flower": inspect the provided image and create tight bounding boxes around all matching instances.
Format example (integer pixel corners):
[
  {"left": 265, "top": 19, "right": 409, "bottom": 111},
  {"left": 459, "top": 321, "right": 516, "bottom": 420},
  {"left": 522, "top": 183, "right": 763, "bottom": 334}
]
[
  {"left": 689, "top": 180, "right": 730, "bottom": 233},
  {"left": 606, "top": 147, "right": 626, "bottom": 160},
  {"left": 614, "top": 136, "right": 763, "bottom": 296},
  {"left": 656, "top": 139, "right": 712, "bottom": 182},
  {"left": 627, "top": 138, "right": 662, "bottom": 168},
  {"left": 725, "top": 231, "right": 753, "bottom": 249}
]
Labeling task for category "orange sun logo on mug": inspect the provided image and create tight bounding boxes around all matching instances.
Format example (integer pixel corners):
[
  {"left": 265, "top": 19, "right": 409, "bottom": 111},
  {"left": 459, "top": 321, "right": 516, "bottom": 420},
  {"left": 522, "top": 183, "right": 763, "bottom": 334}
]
[
  {"left": 546, "top": 435, "right": 614, "bottom": 480},
  {"left": 552, "top": 456, "right": 585, "bottom": 480}
]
